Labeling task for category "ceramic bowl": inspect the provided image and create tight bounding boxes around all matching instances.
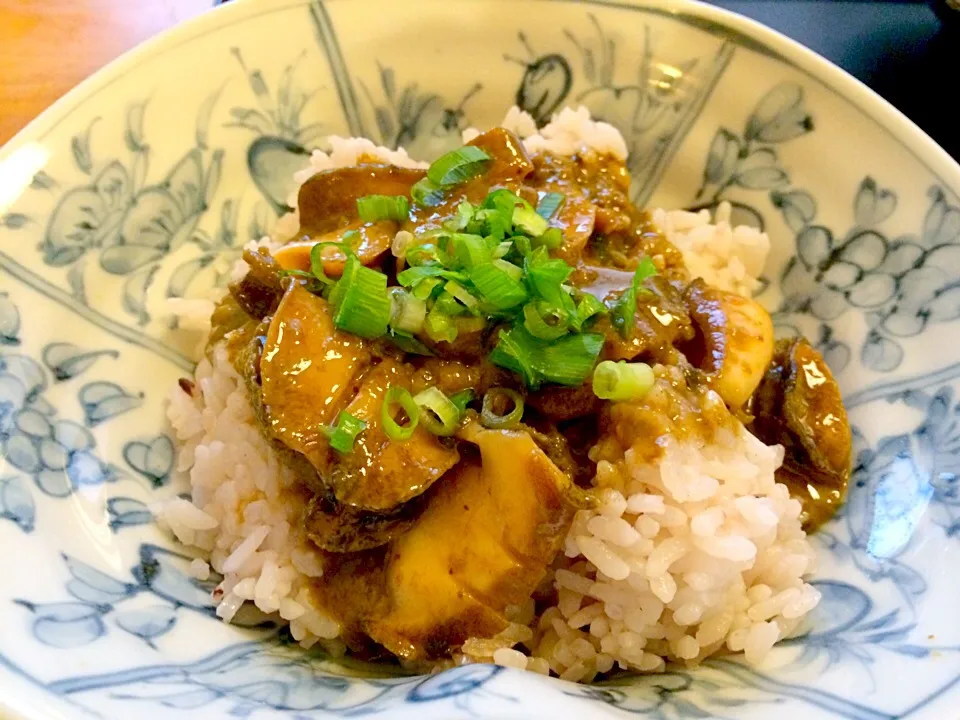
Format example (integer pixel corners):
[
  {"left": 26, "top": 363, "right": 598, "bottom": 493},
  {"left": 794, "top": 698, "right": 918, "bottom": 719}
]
[{"left": 2, "top": 1, "right": 960, "bottom": 718}]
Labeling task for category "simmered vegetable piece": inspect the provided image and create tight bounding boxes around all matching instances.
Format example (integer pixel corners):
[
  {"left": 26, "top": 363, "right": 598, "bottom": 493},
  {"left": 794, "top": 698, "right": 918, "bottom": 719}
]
[
  {"left": 260, "top": 284, "right": 371, "bottom": 470},
  {"left": 326, "top": 360, "right": 460, "bottom": 511},
  {"left": 369, "top": 425, "right": 582, "bottom": 659},
  {"left": 683, "top": 279, "right": 774, "bottom": 408},
  {"left": 751, "top": 337, "right": 852, "bottom": 529},
  {"left": 296, "top": 164, "right": 424, "bottom": 236}
]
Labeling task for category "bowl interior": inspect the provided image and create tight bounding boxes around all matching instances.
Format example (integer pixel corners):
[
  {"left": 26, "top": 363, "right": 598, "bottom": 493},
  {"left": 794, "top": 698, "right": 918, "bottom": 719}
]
[{"left": 2, "top": 1, "right": 960, "bottom": 718}]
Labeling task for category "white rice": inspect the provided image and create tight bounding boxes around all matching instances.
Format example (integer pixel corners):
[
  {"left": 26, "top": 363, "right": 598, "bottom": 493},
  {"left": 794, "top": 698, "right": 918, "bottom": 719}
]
[{"left": 160, "top": 106, "right": 819, "bottom": 678}]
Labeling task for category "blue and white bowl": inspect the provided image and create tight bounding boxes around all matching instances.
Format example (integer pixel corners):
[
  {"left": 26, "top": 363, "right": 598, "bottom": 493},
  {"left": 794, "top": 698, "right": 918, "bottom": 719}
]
[{"left": 2, "top": 1, "right": 960, "bottom": 718}]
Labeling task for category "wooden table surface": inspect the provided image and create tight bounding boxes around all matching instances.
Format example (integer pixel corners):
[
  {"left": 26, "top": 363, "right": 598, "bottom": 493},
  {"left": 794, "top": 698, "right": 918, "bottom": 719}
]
[{"left": 0, "top": 0, "right": 216, "bottom": 146}]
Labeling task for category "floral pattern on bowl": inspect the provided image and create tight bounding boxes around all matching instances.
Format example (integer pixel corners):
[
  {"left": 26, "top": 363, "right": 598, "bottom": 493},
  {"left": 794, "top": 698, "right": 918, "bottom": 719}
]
[{"left": 2, "top": 1, "right": 960, "bottom": 718}]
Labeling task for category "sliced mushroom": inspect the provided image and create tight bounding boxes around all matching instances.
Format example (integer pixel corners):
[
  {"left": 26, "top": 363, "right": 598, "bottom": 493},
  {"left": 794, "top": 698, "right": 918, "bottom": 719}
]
[
  {"left": 683, "top": 279, "right": 774, "bottom": 408},
  {"left": 751, "top": 337, "right": 852, "bottom": 529}
]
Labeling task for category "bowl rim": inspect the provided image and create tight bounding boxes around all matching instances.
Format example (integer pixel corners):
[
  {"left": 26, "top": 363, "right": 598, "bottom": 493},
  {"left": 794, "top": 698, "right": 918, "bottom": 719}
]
[
  {"left": 1, "top": 2, "right": 959, "bottom": 720},
  {"left": 1, "top": 0, "right": 958, "bottom": 194}
]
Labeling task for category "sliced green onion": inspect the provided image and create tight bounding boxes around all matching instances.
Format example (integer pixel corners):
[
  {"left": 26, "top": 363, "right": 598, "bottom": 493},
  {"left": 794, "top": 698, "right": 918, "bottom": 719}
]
[
  {"left": 330, "top": 257, "right": 391, "bottom": 338},
  {"left": 411, "top": 177, "right": 445, "bottom": 207},
  {"left": 425, "top": 307, "right": 458, "bottom": 343},
  {"left": 388, "top": 287, "right": 427, "bottom": 334},
  {"left": 535, "top": 227, "right": 564, "bottom": 250},
  {"left": 634, "top": 256, "right": 658, "bottom": 284},
  {"left": 412, "top": 277, "right": 444, "bottom": 300},
  {"left": 277, "top": 268, "right": 315, "bottom": 280},
  {"left": 513, "top": 205, "right": 549, "bottom": 237},
  {"left": 387, "top": 330, "right": 435, "bottom": 356},
  {"left": 356, "top": 194, "right": 409, "bottom": 223},
  {"left": 611, "top": 256, "right": 658, "bottom": 337},
  {"left": 522, "top": 301, "right": 569, "bottom": 341},
  {"left": 536, "top": 192, "right": 565, "bottom": 220},
  {"left": 493, "top": 258, "right": 524, "bottom": 282},
  {"left": 450, "top": 389, "right": 474, "bottom": 414},
  {"left": 414, "top": 386, "right": 463, "bottom": 437},
  {"left": 592, "top": 360, "right": 655, "bottom": 401},
  {"left": 309, "top": 241, "right": 350, "bottom": 286},
  {"left": 538, "top": 333, "right": 605, "bottom": 386},
  {"left": 391, "top": 230, "right": 415, "bottom": 258},
  {"left": 493, "top": 241, "right": 513, "bottom": 259},
  {"left": 469, "top": 263, "right": 528, "bottom": 310},
  {"left": 405, "top": 243, "right": 441, "bottom": 266},
  {"left": 512, "top": 234, "right": 533, "bottom": 257},
  {"left": 488, "top": 326, "right": 541, "bottom": 387},
  {"left": 481, "top": 189, "right": 524, "bottom": 239},
  {"left": 449, "top": 233, "right": 492, "bottom": 269},
  {"left": 480, "top": 387, "right": 525, "bottom": 429},
  {"left": 381, "top": 386, "right": 419, "bottom": 441},
  {"left": 489, "top": 326, "right": 604, "bottom": 388},
  {"left": 445, "top": 280, "right": 480, "bottom": 314},
  {"left": 525, "top": 249, "right": 572, "bottom": 303},
  {"left": 434, "top": 291, "right": 468, "bottom": 317},
  {"left": 573, "top": 293, "right": 606, "bottom": 330},
  {"left": 444, "top": 201, "right": 476, "bottom": 232},
  {"left": 324, "top": 411, "right": 367, "bottom": 453},
  {"left": 427, "top": 146, "right": 491, "bottom": 186},
  {"left": 397, "top": 264, "right": 465, "bottom": 287}
]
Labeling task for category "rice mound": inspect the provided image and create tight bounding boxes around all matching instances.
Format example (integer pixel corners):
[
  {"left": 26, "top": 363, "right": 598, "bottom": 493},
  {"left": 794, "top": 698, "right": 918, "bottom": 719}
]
[{"left": 159, "top": 106, "right": 820, "bottom": 678}]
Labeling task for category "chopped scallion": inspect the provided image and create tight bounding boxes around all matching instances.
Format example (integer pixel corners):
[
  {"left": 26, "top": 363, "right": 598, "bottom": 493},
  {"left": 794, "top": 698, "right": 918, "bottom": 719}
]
[
  {"left": 449, "top": 233, "right": 493, "bottom": 269},
  {"left": 488, "top": 326, "right": 541, "bottom": 387},
  {"left": 536, "top": 226, "right": 564, "bottom": 250},
  {"left": 469, "top": 262, "right": 528, "bottom": 310},
  {"left": 513, "top": 205, "right": 549, "bottom": 237},
  {"left": 323, "top": 411, "right": 367, "bottom": 453},
  {"left": 536, "top": 192, "right": 565, "bottom": 220},
  {"left": 425, "top": 307, "right": 458, "bottom": 343},
  {"left": 330, "top": 257, "right": 391, "bottom": 339},
  {"left": 573, "top": 293, "right": 606, "bottom": 330},
  {"left": 427, "top": 146, "right": 492, "bottom": 186},
  {"left": 592, "top": 360, "right": 655, "bottom": 401},
  {"left": 414, "top": 386, "right": 463, "bottom": 437},
  {"left": 388, "top": 287, "right": 427, "bottom": 334},
  {"left": 444, "top": 280, "right": 480, "bottom": 314},
  {"left": 522, "top": 301, "right": 569, "bottom": 341},
  {"left": 489, "top": 326, "right": 604, "bottom": 388},
  {"left": 537, "top": 332, "right": 605, "bottom": 386},
  {"left": 492, "top": 258, "right": 524, "bottom": 282},
  {"left": 381, "top": 387, "right": 419, "bottom": 441},
  {"left": 450, "top": 389, "right": 475, "bottom": 413},
  {"left": 309, "top": 241, "right": 350, "bottom": 286},
  {"left": 611, "top": 256, "right": 657, "bottom": 337},
  {"left": 396, "top": 264, "right": 465, "bottom": 288},
  {"left": 434, "top": 291, "right": 468, "bottom": 317},
  {"left": 480, "top": 387, "right": 525, "bottom": 429},
  {"left": 387, "top": 330, "right": 435, "bottom": 356},
  {"left": 411, "top": 177, "right": 445, "bottom": 207},
  {"left": 412, "top": 277, "right": 444, "bottom": 300},
  {"left": 356, "top": 194, "right": 409, "bottom": 223}
]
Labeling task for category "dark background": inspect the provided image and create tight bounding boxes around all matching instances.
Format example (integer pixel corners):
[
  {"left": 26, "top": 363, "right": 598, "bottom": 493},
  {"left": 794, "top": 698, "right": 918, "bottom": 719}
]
[{"left": 710, "top": 0, "right": 956, "bottom": 161}]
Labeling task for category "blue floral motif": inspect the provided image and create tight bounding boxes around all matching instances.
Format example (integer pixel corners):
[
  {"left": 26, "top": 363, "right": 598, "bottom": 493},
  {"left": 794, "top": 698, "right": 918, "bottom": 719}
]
[
  {"left": 106, "top": 497, "right": 153, "bottom": 532},
  {"left": 507, "top": 15, "right": 735, "bottom": 207},
  {"left": 4, "top": 93, "right": 231, "bottom": 327},
  {"left": 778, "top": 182, "right": 960, "bottom": 373},
  {"left": 42, "top": 342, "right": 118, "bottom": 382},
  {"left": 0, "top": 292, "right": 21, "bottom": 345},
  {"left": 122, "top": 434, "right": 174, "bottom": 488},
  {"left": 228, "top": 48, "right": 321, "bottom": 217},
  {"left": 0, "top": 475, "right": 35, "bottom": 532},
  {"left": 693, "top": 82, "right": 815, "bottom": 230},
  {"left": 15, "top": 545, "right": 221, "bottom": 650}
]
